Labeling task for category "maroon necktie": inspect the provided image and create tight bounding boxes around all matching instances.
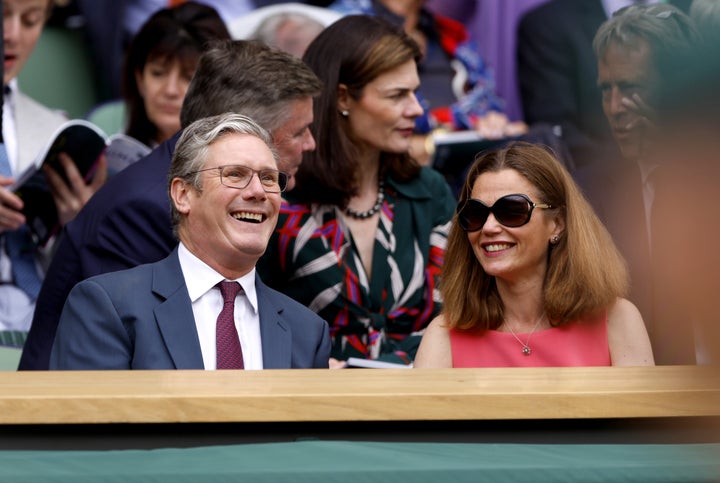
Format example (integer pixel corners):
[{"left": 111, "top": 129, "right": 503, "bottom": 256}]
[{"left": 216, "top": 281, "right": 244, "bottom": 369}]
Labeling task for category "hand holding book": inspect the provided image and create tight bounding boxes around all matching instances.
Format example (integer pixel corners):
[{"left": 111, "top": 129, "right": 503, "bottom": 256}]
[{"left": 10, "top": 120, "right": 150, "bottom": 246}]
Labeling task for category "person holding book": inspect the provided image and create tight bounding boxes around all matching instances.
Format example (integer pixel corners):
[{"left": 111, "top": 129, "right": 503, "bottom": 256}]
[
  {"left": 414, "top": 142, "right": 654, "bottom": 368},
  {"left": 258, "top": 15, "right": 455, "bottom": 367},
  {"left": 121, "top": 2, "right": 230, "bottom": 148},
  {"left": 19, "top": 40, "right": 322, "bottom": 370},
  {"left": 0, "top": 0, "right": 107, "bottom": 335}
]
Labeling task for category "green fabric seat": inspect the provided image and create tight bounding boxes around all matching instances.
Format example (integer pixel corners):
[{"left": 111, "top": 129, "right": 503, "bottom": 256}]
[{"left": 17, "top": 26, "right": 99, "bottom": 119}]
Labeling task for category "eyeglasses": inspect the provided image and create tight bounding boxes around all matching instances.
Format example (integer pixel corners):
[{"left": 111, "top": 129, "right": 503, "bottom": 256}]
[
  {"left": 189, "top": 165, "right": 289, "bottom": 193},
  {"left": 456, "top": 194, "right": 552, "bottom": 232}
]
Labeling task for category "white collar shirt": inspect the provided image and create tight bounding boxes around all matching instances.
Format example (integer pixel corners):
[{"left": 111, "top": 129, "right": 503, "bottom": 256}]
[
  {"left": 2, "top": 79, "right": 19, "bottom": 172},
  {"left": 178, "top": 242, "right": 263, "bottom": 370}
]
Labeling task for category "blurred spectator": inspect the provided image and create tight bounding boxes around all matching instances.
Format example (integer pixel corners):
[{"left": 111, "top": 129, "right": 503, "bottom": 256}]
[
  {"left": 228, "top": 3, "right": 341, "bottom": 57},
  {"left": 250, "top": 11, "right": 325, "bottom": 57},
  {"left": 73, "top": 0, "right": 287, "bottom": 101},
  {"left": 330, "top": 0, "right": 527, "bottom": 165},
  {"left": 1, "top": 0, "right": 106, "bottom": 335},
  {"left": 517, "top": 0, "right": 691, "bottom": 168},
  {"left": 575, "top": 3, "right": 697, "bottom": 364},
  {"left": 689, "top": 0, "right": 720, "bottom": 44},
  {"left": 122, "top": 2, "right": 231, "bottom": 147},
  {"left": 426, "top": 0, "right": 546, "bottom": 123},
  {"left": 651, "top": 35, "right": 720, "bottom": 365}
]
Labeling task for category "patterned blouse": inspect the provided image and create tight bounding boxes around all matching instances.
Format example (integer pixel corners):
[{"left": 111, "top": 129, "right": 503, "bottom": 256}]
[{"left": 259, "top": 167, "right": 455, "bottom": 363}]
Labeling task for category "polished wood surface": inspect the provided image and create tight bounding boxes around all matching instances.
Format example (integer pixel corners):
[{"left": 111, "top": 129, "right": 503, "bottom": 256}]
[{"left": 2, "top": 366, "right": 718, "bottom": 425}]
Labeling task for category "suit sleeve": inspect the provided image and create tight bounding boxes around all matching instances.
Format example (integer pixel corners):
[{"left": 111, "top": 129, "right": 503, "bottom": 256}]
[
  {"left": 19, "top": 233, "right": 84, "bottom": 370},
  {"left": 94, "top": 196, "right": 175, "bottom": 273},
  {"left": 313, "top": 319, "right": 331, "bottom": 368},
  {"left": 49, "top": 280, "right": 133, "bottom": 370},
  {"left": 20, "top": 196, "right": 174, "bottom": 370},
  {"left": 517, "top": 10, "right": 593, "bottom": 149}
]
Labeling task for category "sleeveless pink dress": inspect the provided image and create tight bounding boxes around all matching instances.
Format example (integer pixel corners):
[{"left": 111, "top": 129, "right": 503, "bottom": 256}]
[{"left": 449, "top": 312, "right": 611, "bottom": 367}]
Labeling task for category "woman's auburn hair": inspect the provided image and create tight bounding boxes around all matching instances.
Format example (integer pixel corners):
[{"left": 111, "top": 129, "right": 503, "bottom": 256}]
[{"left": 441, "top": 142, "right": 629, "bottom": 331}]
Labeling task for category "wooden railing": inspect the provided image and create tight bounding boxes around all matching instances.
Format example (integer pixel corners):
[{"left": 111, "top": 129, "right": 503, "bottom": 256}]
[{"left": 1, "top": 366, "right": 718, "bottom": 425}]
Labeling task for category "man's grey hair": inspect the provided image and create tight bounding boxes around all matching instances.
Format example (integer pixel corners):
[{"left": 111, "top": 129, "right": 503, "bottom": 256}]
[
  {"left": 593, "top": 4, "right": 697, "bottom": 72},
  {"left": 168, "top": 112, "right": 279, "bottom": 233}
]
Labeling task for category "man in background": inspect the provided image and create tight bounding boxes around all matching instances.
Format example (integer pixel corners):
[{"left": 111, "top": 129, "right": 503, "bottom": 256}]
[{"left": 577, "top": 3, "right": 697, "bottom": 364}]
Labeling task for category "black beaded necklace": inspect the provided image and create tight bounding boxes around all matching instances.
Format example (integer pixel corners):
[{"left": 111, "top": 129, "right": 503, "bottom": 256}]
[{"left": 345, "top": 181, "right": 385, "bottom": 220}]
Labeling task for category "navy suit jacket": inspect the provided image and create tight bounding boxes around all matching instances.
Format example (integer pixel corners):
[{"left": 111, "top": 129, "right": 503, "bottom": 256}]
[
  {"left": 49, "top": 249, "right": 330, "bottom": 370},
  {"left": 20, "top": 133, "right": 180, "bottom": 370},
  {"left": 517, "top": 0, "right": 610, "bottom": 167}
]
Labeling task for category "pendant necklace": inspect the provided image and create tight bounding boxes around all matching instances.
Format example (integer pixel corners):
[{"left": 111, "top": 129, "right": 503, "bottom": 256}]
[
  {"left": 505, "top": 313, "right": 545, "bottom": 356},
  {"left": 345, "top": 181, "right": 385, "bottom": 219}
]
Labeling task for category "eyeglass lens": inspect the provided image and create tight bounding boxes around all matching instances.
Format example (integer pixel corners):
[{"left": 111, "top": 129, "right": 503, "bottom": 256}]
[
  {"left": 458, "top": 195, "right": 534, "bottom": 231},
  {"left": 221, "top": 165, "right": 287, "bottom": 192}
]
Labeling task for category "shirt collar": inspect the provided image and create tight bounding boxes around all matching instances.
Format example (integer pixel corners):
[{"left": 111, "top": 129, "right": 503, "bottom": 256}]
[
  {"left": 385, "top": 169, "right": 434, "bottom": 201},
  {"left": 177, "top": 242, "right": 259, "bottom": 314}
]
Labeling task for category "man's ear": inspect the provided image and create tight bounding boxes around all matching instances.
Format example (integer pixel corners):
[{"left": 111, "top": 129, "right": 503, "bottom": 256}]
[
  {"left": 337, "top": 83, "right": 350, "bottom": 113},
  {"left": 170, "top": 177, "right": 193, "bottom": 215}
]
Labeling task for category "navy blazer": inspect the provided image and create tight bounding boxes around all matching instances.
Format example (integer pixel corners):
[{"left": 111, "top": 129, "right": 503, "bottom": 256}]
[
  {"left": 20, "top": 133, "right": 180, "bottom": 370},
  {"left": 49, "top": 249, "right": 330, "bottom": 370}
]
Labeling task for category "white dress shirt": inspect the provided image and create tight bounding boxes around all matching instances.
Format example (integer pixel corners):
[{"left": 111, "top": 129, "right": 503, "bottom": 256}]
[
  {"left": 178, "top": 242, "right": 263, "bottom": 370},
  {"left": 2, "top": 80, "right": 19, "bottom": 171}
]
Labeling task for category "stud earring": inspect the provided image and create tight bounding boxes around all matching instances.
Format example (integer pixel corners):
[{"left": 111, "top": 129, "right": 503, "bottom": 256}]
[
  {"left": 551, "top": 235, "right": 560, "bottom": 245},
  {"left": 341, "top": 110, "right": 349, "bottom": 117}
]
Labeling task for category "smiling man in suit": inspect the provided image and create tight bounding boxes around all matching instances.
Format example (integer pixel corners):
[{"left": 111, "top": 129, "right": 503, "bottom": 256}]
[
  {"left": 49, "top": 113, "right": 330, "bottom": 370},
  {"left": 20, "top": 40, "right": 321, "bottom": 370}
]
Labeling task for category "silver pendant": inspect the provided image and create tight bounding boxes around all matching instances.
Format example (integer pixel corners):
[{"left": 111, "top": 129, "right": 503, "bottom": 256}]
[{"left": 522, "top": 346, "right": 532, "bottom": 356}]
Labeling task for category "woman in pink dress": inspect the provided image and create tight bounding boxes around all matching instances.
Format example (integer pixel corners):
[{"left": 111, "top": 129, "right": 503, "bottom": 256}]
[{"left": 415, "top": 142, "right": 654, "bottom": 367}]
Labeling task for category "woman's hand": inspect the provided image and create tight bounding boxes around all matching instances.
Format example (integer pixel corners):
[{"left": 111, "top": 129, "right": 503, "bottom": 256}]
[
  {"left": 475, "top": 111, "right": 528, "bottom": 139},
  {"left": 43, "top": 152, "right": 108, "bottom": 227},
  {"left": 329, "top": 357, "right": 348, "bottom": 369}
]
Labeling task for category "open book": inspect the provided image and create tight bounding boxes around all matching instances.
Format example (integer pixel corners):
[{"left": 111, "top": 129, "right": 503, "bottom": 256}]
[{"left": 10, "top": 119, "right": 150, "bottom": 246}]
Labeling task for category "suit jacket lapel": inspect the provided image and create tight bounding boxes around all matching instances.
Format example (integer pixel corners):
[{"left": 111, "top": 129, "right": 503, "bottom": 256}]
[
  {"left": 152, "top": 249, "right": 205, "bottom": 369},
  {"left": 256, "top": 276, "right": 292, "bottom": 369}
]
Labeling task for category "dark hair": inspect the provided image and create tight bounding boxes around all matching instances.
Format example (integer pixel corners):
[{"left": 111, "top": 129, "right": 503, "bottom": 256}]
[
  {"left": 442, "top": 142, "right": 628, "bottom": 330},
  {"left": 122, "top": 2, "right": 230, "bottom": 146},
  {"left": 180, "top": 39, "right": 322, "bottom": 132},
  {"left": 294, "top": 15, "right": 422, "bottom": 207}
]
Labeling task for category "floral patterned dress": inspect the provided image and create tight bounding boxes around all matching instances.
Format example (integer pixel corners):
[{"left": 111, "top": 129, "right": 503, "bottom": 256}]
[{"left": 259, "top": 167, "right": 454, "bottom": 363}]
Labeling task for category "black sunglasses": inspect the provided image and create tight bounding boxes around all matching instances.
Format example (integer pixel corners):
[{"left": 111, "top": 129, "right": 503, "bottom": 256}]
[{"left": 457, "top": 194, "right": 552, "bottom": 232}]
